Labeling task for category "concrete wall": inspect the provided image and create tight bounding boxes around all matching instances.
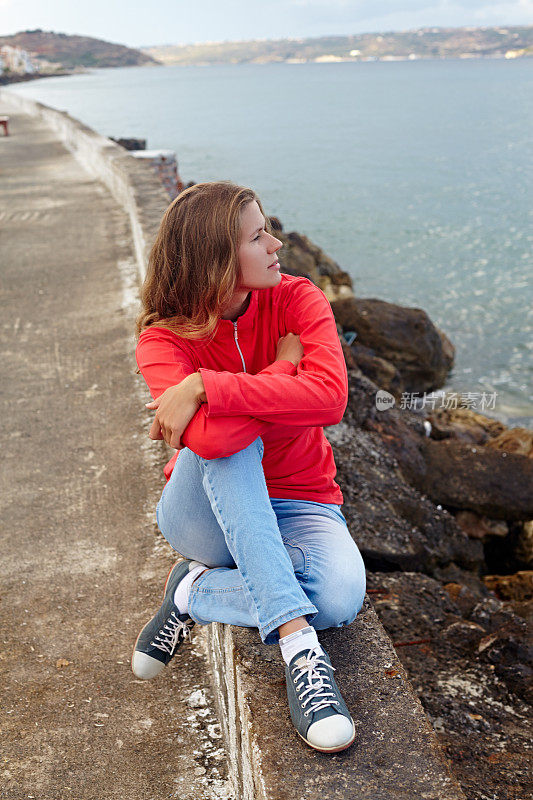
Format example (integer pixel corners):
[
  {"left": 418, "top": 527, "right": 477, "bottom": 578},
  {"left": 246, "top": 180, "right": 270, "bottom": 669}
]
[{"left": 0, "top": 88, "right": 169, "bottom": 281}]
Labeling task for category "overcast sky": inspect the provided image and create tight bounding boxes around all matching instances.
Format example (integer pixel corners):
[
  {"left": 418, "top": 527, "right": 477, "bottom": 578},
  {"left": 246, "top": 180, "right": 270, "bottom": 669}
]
[{"left": 1, "top": 0, "right": 532, "bottom": 48}]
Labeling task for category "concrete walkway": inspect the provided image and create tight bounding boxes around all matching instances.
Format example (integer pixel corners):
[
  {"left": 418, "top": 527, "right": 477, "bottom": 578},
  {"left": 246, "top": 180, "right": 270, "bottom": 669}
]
[{"left": 0, "top": 106, "right": 232, "bottom": 799}]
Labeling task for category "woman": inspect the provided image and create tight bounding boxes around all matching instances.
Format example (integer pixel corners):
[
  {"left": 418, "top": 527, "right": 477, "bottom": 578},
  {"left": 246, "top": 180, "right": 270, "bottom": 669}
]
[{"left": 132, "top": 181, "right": 366, "bottom": 753}]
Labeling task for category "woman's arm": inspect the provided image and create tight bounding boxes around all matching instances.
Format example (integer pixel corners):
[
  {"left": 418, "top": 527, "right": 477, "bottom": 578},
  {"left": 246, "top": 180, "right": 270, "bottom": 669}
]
[
  {"left": 144, "top": 332, "right": 305, "bottom": 449},
  {"left": 136, "top": 330, "right": 298, "bottom": 458},
  {"left": 197, "top": 278, "right": 348, "bottom": 427}
]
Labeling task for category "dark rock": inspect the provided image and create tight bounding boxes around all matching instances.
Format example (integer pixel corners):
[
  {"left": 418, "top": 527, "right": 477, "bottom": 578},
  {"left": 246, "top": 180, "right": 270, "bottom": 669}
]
[
  {"left": 432, "top": 561, "right": 493, "bottom": 597},
  {"left": 482, "top": 520, "right": 532, "bottom": 575},
  {"left": 486, "top": 427, "right": 533, "bottom": 458},
  {"left": 110, "top": 137, "right": 146, "bottom": 151},
  {"left": 419, "top": 439, "right": 533, "bottom": 520},
  {"left": 441, "top": 619, "right": 487, "bottom": 651},
  {"left": 283, "top": 231, "right": 343, "bottom": 277},
  {"left": 362, "top": 405, "right": 429, "bottom": 488},
  {"left": 329, "top": 369, "right": 530, "bottom": 577},
  {"left": 268, "top": 215, "right": 283, "bottom": 232},
  {"left": 439, "top": 329, "right": 455, "bottom": 371},
  {"left": 468, "top": 596, "right": 518, "bottom": 632},
  {"left": 330, "top": 295, "right": 454, "bottom": 393},
  {"left": 368, "top": 572, "right": 466, "bottom": 643},
  {"left": 278, "top": 232, "right": 329, "bottom": 278},
  {"left": 454, "top": 510, "right": 509, "bottom": 540},
  {"left": 483, "top": 571, "right": 533, "bottom": 602},
  {"left": 339, "top": 338, "right": 357, "bottom": 369},
  {"left": 442, "top": 579, "right": 487, "bottom": 616},
  {"left": 279, "top": 261, "right": 312, "bottom": 280},
  {"left": 502, "top": 598, "right": 533, "bottom": 627},
  {"left": 367, "top": 571, "right": 532, "bottom": 799},
  {"left": 427, "top": 406, "right": 506, "bottom": 444},
  {"left": 515, "top": 520, "right": 533, "bottom": 566},
  {"left": 350, "top": 342, "right": 403, "bottom": 395},
  {"left": 328, "top": 385, "right": 484, "bottom": 575},
  {"left": 473, "top": 615, "right": 533, "bottom": 705},
  {"left": 341, "top": 369, "right": 430, "bottom": 493},
  {"left": 342, "top": 368, "right": 380, "bottom": 427}
]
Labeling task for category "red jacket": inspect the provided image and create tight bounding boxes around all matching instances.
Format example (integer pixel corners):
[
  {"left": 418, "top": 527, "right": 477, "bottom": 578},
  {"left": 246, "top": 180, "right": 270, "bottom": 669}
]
[{"left": 136, "top": 273, "right": 348, "bottom": 503}]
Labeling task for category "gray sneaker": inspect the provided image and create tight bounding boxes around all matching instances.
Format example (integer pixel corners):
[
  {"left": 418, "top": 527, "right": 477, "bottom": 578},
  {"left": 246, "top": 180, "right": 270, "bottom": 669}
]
[
  {"left": 131, "top": 559, "right": 203, "bottom": 680},
  {"left": 285, "top": 645, "right": 355, "bottom": 752}
]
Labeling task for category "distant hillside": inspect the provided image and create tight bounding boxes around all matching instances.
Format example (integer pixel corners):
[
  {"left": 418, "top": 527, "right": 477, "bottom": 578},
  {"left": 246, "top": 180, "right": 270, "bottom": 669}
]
[
  {"left": 144, "top": 25, "right": 533, "bottom": 65},
  {"left": 0, "top": 29, "right": 160, "bottom": 69}
]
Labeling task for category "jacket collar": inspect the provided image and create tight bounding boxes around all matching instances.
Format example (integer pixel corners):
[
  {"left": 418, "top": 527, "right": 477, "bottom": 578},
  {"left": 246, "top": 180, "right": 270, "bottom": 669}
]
[{"left": 214, "top": 289, "right": 258, "bottom": 334}]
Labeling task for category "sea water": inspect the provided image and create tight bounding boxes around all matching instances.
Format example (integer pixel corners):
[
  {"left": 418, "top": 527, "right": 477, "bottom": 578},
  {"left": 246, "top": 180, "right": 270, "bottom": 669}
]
[{"left": 10, "top": 58, "right": 532, "bottom": 426}]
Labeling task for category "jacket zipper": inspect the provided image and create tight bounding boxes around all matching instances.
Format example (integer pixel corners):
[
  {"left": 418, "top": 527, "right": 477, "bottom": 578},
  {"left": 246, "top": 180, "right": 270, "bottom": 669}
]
[{"left": 233, "top": 321, "right": 247, "bottom": 373}]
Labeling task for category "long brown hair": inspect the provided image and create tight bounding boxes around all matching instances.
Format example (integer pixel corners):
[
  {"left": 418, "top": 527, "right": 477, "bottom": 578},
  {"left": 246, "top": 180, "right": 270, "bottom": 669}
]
[{"left": 136, "top": 181, "right": 271, "bottom": 341}]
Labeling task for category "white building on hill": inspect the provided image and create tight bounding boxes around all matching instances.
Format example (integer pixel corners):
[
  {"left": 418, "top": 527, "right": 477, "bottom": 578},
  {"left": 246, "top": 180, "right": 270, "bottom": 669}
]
[{"left": 0, "top": 45, "right": 36, "bottom": 74}]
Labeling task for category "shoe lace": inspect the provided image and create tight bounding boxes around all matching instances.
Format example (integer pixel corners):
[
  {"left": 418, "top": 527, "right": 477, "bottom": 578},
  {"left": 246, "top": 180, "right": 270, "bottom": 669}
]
[
  {"left": 291, "top": 646, "right": 340, "bottom": 717},
  {"left": 150, "top": 611, "right": 194, "bottom": 656}
]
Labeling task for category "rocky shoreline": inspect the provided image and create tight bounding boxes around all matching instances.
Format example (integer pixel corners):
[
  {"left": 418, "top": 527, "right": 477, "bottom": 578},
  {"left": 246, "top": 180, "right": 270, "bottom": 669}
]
[
  {"left": 0, "top": 70, "right": 73, "bottom": 87},
  {"left": 275, "top": 219, "right": 532, "bottom": 800}
]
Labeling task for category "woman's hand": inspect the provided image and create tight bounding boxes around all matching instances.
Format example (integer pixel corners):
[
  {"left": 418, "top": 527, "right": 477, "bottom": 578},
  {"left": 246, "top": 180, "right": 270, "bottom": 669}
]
[
  {"left": 146, "top": 374, "right": 204, "bottom": 450},
  {"left": 275, "top": 333, "right": 304, "bottom": 367}
]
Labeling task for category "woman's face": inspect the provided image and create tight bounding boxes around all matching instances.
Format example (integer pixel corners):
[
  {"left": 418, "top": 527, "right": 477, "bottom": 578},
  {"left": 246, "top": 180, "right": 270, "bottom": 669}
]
[{"left": 237, "top": 201, "right": 283, "bottom": 291}]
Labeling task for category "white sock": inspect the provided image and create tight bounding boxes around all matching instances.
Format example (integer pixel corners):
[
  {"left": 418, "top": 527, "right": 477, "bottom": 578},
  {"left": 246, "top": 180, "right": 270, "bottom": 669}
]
[
  {"left": 279, "top": 625, "right": 323, "bottom": 665},
  {"left": 173, "top": 563, "right": 208, "bottom": 615}
]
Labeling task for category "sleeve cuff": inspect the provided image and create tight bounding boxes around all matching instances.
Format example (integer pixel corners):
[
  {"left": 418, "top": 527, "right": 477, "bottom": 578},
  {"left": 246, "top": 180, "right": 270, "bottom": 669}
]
[{"left": 197, "top": 367, "right": 222, "bottom": 416}]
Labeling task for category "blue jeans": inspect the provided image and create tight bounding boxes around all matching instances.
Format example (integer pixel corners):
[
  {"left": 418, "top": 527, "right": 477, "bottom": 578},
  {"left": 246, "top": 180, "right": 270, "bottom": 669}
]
[{"left": 156, "top": 436, "right": 366, "bottom": 645}]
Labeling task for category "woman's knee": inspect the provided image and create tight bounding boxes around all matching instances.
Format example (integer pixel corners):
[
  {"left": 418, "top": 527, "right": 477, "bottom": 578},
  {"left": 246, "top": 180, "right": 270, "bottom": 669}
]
[
  {"left": 156, "top": 480, "right": 235, "bottom": 567},
  {"left": 313, "top": 553, "right": 366, "bottom": 629},
  {"left": 155, "top": 498, "right": 183, "bottom": 553},
  {"left": 156, "top": 498, "right": 235, "bottom": 566}
]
